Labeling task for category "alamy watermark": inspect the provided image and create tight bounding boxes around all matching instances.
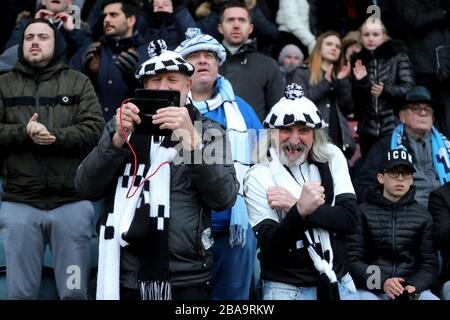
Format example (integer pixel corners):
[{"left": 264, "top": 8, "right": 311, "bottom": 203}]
[
  {"left": 67, "top": 5, "right": 81, "bottom": 30},
  {"left": 66, "top": 265, "right": 81, "bottom": 290},
  {"left": 366, "top": 265, "right": 382, "bottom": 290}
]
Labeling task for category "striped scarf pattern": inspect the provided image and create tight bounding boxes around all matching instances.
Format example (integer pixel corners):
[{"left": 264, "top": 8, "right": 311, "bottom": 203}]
[{"left": 96, "top": 135, "right": 177, "bottom": 300}]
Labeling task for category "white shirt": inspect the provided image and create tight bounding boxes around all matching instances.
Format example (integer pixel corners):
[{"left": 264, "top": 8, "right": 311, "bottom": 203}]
[{"left": 244, "top": 143, "right": 355, "bottom": 227}]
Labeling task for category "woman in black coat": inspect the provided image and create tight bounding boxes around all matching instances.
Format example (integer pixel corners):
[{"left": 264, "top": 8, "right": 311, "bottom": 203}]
[{"left": 351, "top": 18, "right": 414, "bottom": 159}]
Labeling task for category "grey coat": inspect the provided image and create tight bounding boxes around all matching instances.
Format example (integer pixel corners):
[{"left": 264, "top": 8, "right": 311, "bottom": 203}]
[{"left": 75, "top": 109, "right": 238, "bottom": 289}]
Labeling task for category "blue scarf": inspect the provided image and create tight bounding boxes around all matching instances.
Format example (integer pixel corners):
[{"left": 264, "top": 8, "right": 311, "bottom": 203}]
[
  {"left": 391, "top": 123, "right": 450, "bottom": 185},
  {"left": 192, "top": 76, "right": 254, "bottom": 247}
]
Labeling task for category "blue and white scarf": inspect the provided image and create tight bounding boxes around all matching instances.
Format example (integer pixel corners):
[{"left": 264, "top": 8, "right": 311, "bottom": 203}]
[
  {"left": 391, "top": 123, "right": 450, "bottom": 185},
  {"left": 191, "top": 76, "right": 254, "bottom": 247}
]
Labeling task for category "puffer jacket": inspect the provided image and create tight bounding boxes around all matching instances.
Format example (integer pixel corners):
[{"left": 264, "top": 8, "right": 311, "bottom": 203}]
[
  {"left": 0, "top": 60, "right": 105, "bottom": 210},
  {"left": 348, "top": 187, "right": 438, "bottom": 293},
  {"left": 351, "top": 40, "right": 414, "bottom": 138}
]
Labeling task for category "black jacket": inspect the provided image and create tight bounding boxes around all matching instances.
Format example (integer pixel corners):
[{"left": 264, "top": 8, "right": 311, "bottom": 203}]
[
  {"left": 428, "top": 182, "right": 450, "bottom": 282},
  {"left": 292, "top": 67, "right": 355, "bottom": 158},
  {"left": 219, "top": 40, "right": 285, "bottom": 121},
  {"left": 403, "top": 0, "right": 450, "bottom": 76},
  {"left": 254, "top": 193, "right": 358, "bottom": 286},
  {"left": 75, "top": 107, "right": 238, "bottom": 288},
  {"left": 351, "top": 40, "right": 414, "bottom": 138},
  {"left": 348, "top": 187, "right": 438, "bottom": 293}
]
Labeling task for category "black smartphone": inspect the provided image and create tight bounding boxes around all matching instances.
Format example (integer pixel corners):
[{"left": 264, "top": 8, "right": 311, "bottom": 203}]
[{"left": 131, "top": 89, "right": 180, "bottom": 136}]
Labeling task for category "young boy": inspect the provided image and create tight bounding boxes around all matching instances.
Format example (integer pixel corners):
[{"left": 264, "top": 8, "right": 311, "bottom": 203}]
[{"left": 348, "top": 149, "right": 440, "bottom": 300}]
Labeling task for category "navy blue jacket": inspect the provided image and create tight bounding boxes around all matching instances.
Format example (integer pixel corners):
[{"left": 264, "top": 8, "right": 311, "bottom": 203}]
[{"left": 69, "top": 32, "right": 148, "bottom": 121}]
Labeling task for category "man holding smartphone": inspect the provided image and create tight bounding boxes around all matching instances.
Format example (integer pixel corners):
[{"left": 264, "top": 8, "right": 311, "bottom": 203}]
[{"left": 75, "top": 39, "right": 238, "bottom": 300}]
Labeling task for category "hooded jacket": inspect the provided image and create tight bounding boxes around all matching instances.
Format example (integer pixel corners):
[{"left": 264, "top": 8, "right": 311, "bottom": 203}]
[
  {"left": 0, "top": 20, "right": 105, "bottom": 210},
  {"left": 348, "top": 187, "right": 438, "bottom": 293}
]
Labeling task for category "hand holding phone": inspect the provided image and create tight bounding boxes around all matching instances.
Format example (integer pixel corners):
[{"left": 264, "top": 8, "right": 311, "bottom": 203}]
[{"left": 131, "top": 89, "right": 180, "bottom": 136}]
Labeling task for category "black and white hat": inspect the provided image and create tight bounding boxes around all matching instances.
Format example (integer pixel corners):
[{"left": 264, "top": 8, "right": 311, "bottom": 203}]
[
  {"left": 175, "top": 28, "right": 227, "bottom": 65},
  {"left": 263, "top": 83, "right": 328, "bottom": 129},
  {"left": 135, "top": 39, "right": 195, "bottom": 79},
  {"left": 381, "top": 149, "right": 416, "bottom": 172}
]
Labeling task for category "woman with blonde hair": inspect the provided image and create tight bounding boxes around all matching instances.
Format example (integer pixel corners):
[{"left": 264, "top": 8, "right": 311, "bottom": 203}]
[
  {"left": 292, "top": 31, "right": 355, "bottom": 159},
  {"left": 351, "top": 17, "right": 414, "bottom": 159}
]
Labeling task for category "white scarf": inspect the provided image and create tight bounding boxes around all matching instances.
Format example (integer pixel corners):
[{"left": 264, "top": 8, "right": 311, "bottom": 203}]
[
  {"left": 268, "top": 147, "right": 338, "bottom": 283},
  {"left": 96, "top": 136, "right": 177, "bottom": 300}
]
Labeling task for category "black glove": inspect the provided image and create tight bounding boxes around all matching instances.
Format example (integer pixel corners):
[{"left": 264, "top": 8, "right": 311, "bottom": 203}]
[
  {"left": 115, "top": 49, "right": 140, "bottom": 74},
  {"left": 82, "top": 42, "right": 101, "bottom": 67}
]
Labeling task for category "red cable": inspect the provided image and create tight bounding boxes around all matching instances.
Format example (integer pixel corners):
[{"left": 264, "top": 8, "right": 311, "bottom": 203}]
[{"left": 118, "top": 99, "right": 171, "bottom": 199}]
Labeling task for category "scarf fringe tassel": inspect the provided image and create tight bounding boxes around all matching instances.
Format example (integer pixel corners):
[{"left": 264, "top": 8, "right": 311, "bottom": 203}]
[{"left": 139, "top": 280, "right": 172, "bottom": 300}]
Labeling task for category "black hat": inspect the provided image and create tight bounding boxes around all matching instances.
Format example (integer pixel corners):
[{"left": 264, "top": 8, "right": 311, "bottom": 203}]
[
  {"left": 380, "top": 149, "right": 415, "bottom": 173},
  {"left": 399, "top": 86, "right": 441, "bottom": 114}
]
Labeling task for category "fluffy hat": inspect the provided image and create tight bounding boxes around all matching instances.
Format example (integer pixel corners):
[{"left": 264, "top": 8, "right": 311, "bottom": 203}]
[
  {"left": 175, "top": 28, "right": 227, "bottom": 65},
  {"left": 264, "top": 83, "right": 328, "bottom": 129},
  {"left": 135, "top": 39, "right": 194, "bottom": 79},
  {"left": 277, "top": 44, "right": 304, "bottom": 66}
]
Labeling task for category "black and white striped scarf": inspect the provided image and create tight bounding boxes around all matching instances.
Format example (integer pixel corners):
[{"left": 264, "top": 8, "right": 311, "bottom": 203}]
[
  {"left": 268, "top": 147, "right": 340, "bottom": 300},
  {"left": 96, "top": 134, "right": 177, "bottom": 300}
]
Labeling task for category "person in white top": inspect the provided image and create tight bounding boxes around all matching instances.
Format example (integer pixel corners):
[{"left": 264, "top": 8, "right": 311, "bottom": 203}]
[{"left": 244, "top": 83, "right": 359, "bottom": 300}]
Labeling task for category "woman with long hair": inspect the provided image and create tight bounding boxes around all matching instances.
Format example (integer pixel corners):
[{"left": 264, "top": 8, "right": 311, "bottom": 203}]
[{"left": 292, "top": 31, "right": 355, "bottom": 159}]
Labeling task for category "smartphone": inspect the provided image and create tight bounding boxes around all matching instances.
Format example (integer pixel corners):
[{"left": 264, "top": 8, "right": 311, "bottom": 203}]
[{"left": 131, "top": 89, "right": 180, "bottom": 136}]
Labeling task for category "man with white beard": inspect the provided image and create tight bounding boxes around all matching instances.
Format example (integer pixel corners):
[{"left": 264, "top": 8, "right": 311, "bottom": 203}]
[{"left": 244, "top": 83, "right": 359, "bottom": 300}]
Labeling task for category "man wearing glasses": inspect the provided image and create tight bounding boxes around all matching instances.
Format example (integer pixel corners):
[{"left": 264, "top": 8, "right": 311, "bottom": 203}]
[
  {"left": 348, "top": 149, "right": 439, "bottom": 300},
  {"left": 355, "top": 86, "right": 450, "bottom": 208}
]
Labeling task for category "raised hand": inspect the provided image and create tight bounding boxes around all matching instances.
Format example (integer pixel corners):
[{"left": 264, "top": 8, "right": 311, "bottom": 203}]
[
  {"left": 54, "top": 11, "right": 75, "bottom": 31},
  {"left": 34, "top": 9, "right": 54, "bottom": 20},
  {"left": 115, "top": 49, "right": 140, "bottom": 74},
  {"left": 152, "top": 106, "right": 201, "bottom": 151},
  {"left": 83, "top": 42, "right": 101, "bottom": 74},
  {"left": 113, "top": 102, "right": 141, "bottom": 148},
  {"left": 353, "top": 59, "right": 368, "bottom": 80},
  {"left": 337, "top": 63, "right": 351, "bottom": 79}
]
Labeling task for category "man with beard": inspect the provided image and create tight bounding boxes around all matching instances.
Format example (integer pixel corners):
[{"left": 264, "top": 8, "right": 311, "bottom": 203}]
[
  {"left": 70, "top": 0, "right": 147, "bottom": 121},
  {"left": 244, "top": 83, "right": 359, "bottom": 300},
  {"left": 0, "top": 19, "right": 104, "bottom": 299}
]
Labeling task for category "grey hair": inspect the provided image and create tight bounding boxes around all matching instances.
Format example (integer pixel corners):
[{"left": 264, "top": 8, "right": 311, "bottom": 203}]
[{"left": 251, "top": 127, "right": 332, "bottom": 164}]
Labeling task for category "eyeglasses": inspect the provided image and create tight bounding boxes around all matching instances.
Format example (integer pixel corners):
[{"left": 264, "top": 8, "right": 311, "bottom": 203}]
[
  {"left": 383, "top": 170, "right": 413, "bottom": 179},
  {"left": 407, "top": 105, "right": 433, "bottom": 115}
]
